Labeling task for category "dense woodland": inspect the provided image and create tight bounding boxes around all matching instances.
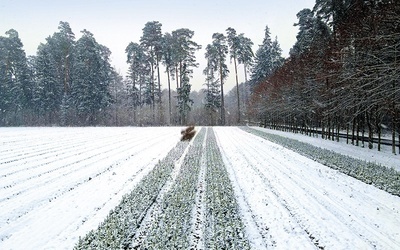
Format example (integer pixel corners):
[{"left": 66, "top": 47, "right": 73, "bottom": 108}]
[
  {"left": 249, "top": 0, "right": 399, "bottom": 154},
  {"left": 0, "top": 0, "right": 399, "bottom": 153}
]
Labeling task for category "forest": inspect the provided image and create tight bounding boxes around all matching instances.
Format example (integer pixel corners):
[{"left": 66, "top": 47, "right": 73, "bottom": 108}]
[
  {"left": 0, "top": 1, "right": 399, "bottom": 152},
  {"left": 249, "top": 0, "right": 399, "bottom": 154}
]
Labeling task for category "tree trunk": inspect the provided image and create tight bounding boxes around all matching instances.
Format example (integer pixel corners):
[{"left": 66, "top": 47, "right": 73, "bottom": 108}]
[
  {"left": 167, "top": 68, "right": 172, "bottom": 125},
  {"left": 327, "top": 117, "right": 331, "bottom": 140},
  {"left": 392, "top": 115, "right": 396, "bottom": 154},
  {"left": 366, "top": 111, "right": 373, "bottom": 149},
  {"left": 243, "top": 63, "right": 248, "bottom": 119},
  {"left": 336, "top": 117, "right": 340, "bottom": 142},
  {"left": 361, "top": 114, "right": 365, "bottom": 148},
  {"left": 220, "top": 62, "right": 225, "bottom": 126},
  {"left": 376, "top": 118, "right": 381, "bottom": 151},
  {"left": 356, "top": 116, "right": 360, "bottom": 147},
  {"left": 234, "top": 56, "right": 240, "bottom": 124},
  {"left": 351, "top": 118, "right": 355, "bottom": 145},
  {"left": 150, "top": 62, "right": 155, "bottom": 124},
  {"left": 156, "top": 59, "right": 163, "bottom": 125}
]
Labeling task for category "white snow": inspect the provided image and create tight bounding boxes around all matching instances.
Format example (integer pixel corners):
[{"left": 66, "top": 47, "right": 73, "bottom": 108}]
[
  {"left": 1, "top": 126, "right": 399, "bottom": 249},
  {"left": 214, "top": 127, "right": 400, "bottom": 249},
  {"left": 0, "top": 127, "right": 180, "bottom": 249},
  {"left": 250, "top": 126, "right": 400, "bottom": 171}
]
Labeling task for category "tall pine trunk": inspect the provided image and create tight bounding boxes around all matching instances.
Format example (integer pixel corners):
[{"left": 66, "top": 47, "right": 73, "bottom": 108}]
[
  {"left": 167, "top": 67, "right": 172, "bottom": 125},
  {"left": 234, "top": 56, "right": 240, "bottom": 124},
  {"left": 220, "top": 61, "right": 225, "bottom": 126}
]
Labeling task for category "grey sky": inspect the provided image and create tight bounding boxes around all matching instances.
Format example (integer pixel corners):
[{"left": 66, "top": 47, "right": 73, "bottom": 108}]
[{"left": 1, "top": 0, "right": 315, "bottom": 91}]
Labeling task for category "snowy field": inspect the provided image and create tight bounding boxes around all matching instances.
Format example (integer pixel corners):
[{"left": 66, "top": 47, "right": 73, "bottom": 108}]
[{"left": 1, "top": 127, "right": 400, "bottom": 249}]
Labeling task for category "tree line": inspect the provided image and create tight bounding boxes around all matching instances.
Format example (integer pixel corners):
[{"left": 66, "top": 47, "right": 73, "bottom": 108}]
[
  {"left": 1, "top": 20, "right": 261, "bottom": 126},
  {"left": 1, "top": 22, "right": 118, "bottom": 126},
  {"left": 249, "top": 0, "right": 400, "bottom": 154},
  {"left": 2, "top": 0, "right": 397, "bottom": 155}
]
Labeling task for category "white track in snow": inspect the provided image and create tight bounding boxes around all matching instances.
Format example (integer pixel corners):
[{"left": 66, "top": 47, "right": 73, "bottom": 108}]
[
  {"left": 1, "top": 127, "right": 400, "bottom": 249},
  {"left": 130, "top": 127, "right": 202, "bottom": 248},
  {"left": 0, "top": 127, "right": 180, "bottom": 249},
  {"left": 214, "top": 127, "right": 400, "bottom": 249}
]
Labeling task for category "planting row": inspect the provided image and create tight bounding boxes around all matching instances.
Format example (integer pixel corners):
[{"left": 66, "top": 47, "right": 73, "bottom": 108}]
[
  {"left": 204, "top": 129, "right": 250, "bottom": 249},
  {"left": 242, "top": 127, "right": 400, "bottom": 196},
  {"left": 74, "top": 138, "right": 189, "bottom": 249},
  {"left": 75, "top": 127, "right": 249, "bottom": 249}
]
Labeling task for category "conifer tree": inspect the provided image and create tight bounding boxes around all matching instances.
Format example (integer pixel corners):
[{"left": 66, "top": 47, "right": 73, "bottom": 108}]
[
  {"left": 72, "top": 30, "right": 113, "bottom": 125},
  {"left": 204, "top": 44, "right": 221, "bottom": 125},
  {"left": 0, "top": 29, "right": 31, "bottom": 125},
  {"left": 170, "top": 28, "right": 201, "bottom": 125},
  {"left": 250, "top": 26, "right": 283, "bottom": 87},
  {"left": 209, "top": 33, "right": 229, "bottom": 125},
  {"left": 140, "top": 21, "right": 163, "bottom": 123}
]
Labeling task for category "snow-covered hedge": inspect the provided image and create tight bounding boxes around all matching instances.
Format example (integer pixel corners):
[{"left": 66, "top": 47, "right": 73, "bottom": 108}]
[
  {"left": 74, "top": 140, "right": 188, "bottom": 249},
  {"left": 242, "top": 127, "right": 400, "bottom": 197}
]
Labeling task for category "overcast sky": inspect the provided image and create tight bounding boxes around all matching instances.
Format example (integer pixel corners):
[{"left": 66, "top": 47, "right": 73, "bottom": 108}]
[{"left": 1, "top": 0, "right": 315, "bottom": 91}]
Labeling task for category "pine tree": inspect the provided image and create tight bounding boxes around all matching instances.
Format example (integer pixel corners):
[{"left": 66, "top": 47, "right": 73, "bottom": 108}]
[
  {"left": 0, "top": 29, "right": 31, "bottom": 125},
  {"left": 161, "top": 32, "right": 175, "bottom": 124},
  {"left": 177, "top": 64, "right": 193, "bottom": 125},
  {"left": 209, "top": 33, "right": 229, "bottom": 125},
  {"left": 32, "top": 21, "right": 76, "bottom": 125},
  {"left": 313, "top": 0, "right": 352, "bottom": 33},
  {"left": 290, "top": 9, "right": 331, "bottom": 57},
  {"left": 170, "top": 28, "right": 201, "bottom": 125},
  {"left": 226, "top": 28, "right": 254, "bottom": 124},
  {"left": 226, "top": 27, "right": 241, "bottom": 123},
  {"left": 203, "top": 43, "right": 221, "bottom": 126},
  {"left": 250, "top": 26, "right": 284, "bottom": 87},
  {"left": 34, "top": 42, "right": 60, "bottom": 124},
  {"left": 72, "top": 30, "right": 113, "bottom": 125},
  {"left": 237, "top": 34, "right": 254, "bottom": 83},
  {"left": 140, "top": 21, "right": 163, "bottom": 123}
]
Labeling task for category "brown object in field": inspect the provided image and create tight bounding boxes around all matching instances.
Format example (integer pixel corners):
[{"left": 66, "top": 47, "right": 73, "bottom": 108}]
[{"left": 180, "top": 126, "right": 196, "bottom": 141}]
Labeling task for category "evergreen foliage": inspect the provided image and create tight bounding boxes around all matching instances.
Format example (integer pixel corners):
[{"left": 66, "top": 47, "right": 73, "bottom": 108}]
[
  {"left": 250, "top": 26, "right": 284, "bottom": 87},
  {"left": 71, "top": 30, "right": 114, "bottom": 125},
  {"left": 0, "top": 29, "right": 31, "bottom": 125},
  {"left": 249, "top": 1, "right": 400, "bottom": 154}
]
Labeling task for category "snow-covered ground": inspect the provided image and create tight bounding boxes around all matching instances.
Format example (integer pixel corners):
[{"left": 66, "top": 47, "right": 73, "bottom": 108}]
[
  {"left": 1, "top": 127, "right": 399, "bottom": 249},
  {"left": 0, "top": 127, "right": 180, "bottom": 249},
  {"left": 250, "top": 126, "right": 400, "bottom": 171},
  {"left": 215, "top": 127, "right": 400, "bottom": 249}
]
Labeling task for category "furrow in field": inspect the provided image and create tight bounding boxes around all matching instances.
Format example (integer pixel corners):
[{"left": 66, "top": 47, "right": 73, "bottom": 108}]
[
  {"left": 245, "top": 132, "right": 400, "bottom": 249},
  {"left": 138, "top": 128, "right": 206, "bottom": 249},
  {"left": 0, "top": 128, "right": 110, "bottom": 165},
  {"left": 131, "top": 127, "right": 204, "bottom": 249},
  {"left": 0, "top": 128, "right": 149, "bottom": 178},
  {"left": 73, "top": 131, "right": 190, "bottom": 249},
  {"left": 0, "top": 130, "right": 175, "bottom": 225},
  {"left": 0, "top": 128, "right": 182, "bottom": 248},
  {"left": 188, "top": 128, "right": 208, "bottom": 250},
  {"left": 203, "top": 128, "right": 250, "bottom": 250},
  {"left": 214, "top": 127, "right": 400, "bottom": 249},
  {"left": 215, "top": 127, "right": 314, "bottom": 248},
  {"left": 133, "top": 127, "right": 249, "bottom": 249},
  {"left": 0, "top": 129, "right": 172, "bottom": 202},
  {"left": 0, "top": 129, "right": 170, "bottom": 195}
]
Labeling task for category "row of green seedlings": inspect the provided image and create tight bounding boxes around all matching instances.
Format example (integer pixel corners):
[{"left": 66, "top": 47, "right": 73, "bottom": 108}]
[
  {"left": 134, "top": 128, "right": 250, "bottom": 249},
  {"left": 242, "top": 127, "right": 400, "bottom": 196},
  {"left": 136, "top": 128, "right": 207, "bottom": 249},
  {"left": 74, "top": 140, "right": 189, "bottom": 249},
  {"left": 204, "top": 128, "right": 251, "bottom": 249}
]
